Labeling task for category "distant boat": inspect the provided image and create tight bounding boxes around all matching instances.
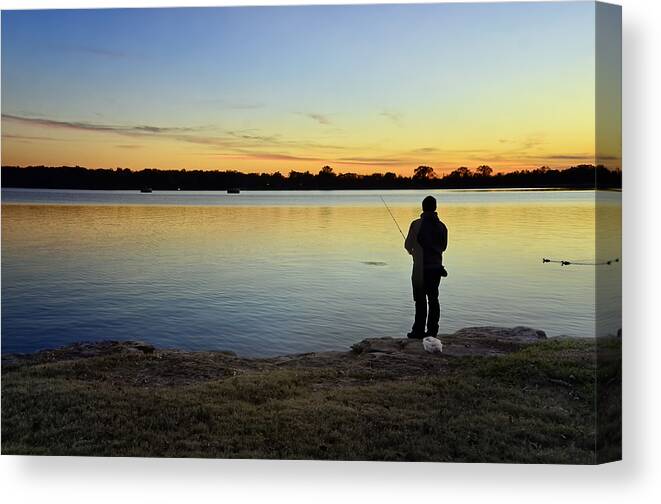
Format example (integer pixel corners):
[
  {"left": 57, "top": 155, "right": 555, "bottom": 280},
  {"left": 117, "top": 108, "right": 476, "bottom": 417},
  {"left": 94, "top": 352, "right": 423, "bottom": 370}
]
[
  {"left": 227, "top": 188, "right": 240, "bottom": 194},
  {"left": 140, "top": 187, "right": 153, "bottom": 193}
]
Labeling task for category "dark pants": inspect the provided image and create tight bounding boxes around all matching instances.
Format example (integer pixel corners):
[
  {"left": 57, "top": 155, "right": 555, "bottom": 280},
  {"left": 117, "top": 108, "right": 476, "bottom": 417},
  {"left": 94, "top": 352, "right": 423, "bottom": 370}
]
[{"left": 412, "top": 267, "right": 442, "bottom": 336}]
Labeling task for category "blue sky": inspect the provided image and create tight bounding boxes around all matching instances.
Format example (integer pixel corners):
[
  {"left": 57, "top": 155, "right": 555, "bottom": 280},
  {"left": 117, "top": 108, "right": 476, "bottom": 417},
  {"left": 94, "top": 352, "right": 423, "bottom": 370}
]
[{"left": 1, "top": 3, "right": 609, "bottom": 173}]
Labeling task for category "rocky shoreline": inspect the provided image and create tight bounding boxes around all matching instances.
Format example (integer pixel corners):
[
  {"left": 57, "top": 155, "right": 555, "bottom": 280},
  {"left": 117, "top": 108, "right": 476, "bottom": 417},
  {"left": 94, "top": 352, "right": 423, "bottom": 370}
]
[
  {"left": 2, "top": 326, "right": 548, "bottom": 387},
  {"left": 1, "top": 326, "right": 618, "bottom": 463}
]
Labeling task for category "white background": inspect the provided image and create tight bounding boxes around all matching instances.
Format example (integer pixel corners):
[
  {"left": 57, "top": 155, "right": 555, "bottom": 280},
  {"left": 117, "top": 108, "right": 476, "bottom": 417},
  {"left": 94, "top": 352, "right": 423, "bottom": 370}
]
[{"left": 1, "top": 0, "right": 659, "bottom": 502}]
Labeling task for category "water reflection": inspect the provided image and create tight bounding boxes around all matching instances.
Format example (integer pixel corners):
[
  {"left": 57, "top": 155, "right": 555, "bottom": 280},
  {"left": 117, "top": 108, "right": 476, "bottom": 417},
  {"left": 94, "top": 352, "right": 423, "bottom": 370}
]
[{"left": 1, "top": 190, "right": 621, "bottom": 356}]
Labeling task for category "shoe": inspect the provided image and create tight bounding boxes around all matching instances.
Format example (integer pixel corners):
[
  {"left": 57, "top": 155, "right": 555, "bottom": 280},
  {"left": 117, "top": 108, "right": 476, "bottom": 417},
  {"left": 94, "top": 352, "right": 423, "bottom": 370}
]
[
  {"left": 407, "top": 331, "right": 425, "bottom": 339},
  {"left": 425, "top": 331, "right": 438, "bottom": 338}
]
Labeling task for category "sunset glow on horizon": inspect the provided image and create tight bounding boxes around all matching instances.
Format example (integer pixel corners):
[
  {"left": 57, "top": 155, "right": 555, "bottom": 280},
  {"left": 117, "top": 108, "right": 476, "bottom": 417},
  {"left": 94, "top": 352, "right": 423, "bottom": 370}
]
[{"left": 1, "top": 3, "right": 620, "bottom": 176}]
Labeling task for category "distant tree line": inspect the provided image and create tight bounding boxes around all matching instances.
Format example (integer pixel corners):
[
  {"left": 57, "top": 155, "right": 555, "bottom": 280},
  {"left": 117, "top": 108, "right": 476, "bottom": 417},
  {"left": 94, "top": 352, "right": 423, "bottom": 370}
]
[{"left": 1, "top": 164, "right": 621, "bottom": 191}]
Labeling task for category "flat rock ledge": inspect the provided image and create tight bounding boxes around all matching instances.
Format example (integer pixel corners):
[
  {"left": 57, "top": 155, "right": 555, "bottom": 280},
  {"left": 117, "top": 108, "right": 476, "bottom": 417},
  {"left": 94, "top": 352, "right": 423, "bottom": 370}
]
[
  {"left": 352, "top": 326, "right": 546, "bottom": 358},
  {"left": 453, "top": 325, "right": 547, "bottom": 342}
]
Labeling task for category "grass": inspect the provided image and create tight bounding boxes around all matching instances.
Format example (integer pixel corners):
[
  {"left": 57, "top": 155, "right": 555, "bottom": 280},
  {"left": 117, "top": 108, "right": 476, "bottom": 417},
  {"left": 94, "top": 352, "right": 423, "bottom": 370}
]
[{"left": 1, "top": 337, "right": 620, "bottom": 463}]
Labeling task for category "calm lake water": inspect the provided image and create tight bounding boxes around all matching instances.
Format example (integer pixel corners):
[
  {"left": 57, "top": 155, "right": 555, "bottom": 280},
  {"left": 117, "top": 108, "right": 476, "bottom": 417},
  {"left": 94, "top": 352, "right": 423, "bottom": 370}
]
[{"left": 1, "top": 188, "right": 621, "bottom": 356}]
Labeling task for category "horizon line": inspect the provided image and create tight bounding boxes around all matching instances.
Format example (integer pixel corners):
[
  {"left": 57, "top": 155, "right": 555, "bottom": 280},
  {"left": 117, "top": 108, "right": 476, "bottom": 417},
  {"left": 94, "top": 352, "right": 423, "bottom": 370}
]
[{"left": 1, "top": 162, "right": 621, "bottom": 177}]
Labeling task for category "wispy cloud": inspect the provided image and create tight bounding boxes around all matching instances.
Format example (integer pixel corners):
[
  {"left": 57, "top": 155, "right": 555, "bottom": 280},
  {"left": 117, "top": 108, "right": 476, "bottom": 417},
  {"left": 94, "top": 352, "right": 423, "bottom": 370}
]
[
  {"left": 226, "top": 130, "right": 282, "bottom": 144},
  {"left": 303, "top": 113, "right": 332, "bottom": 125},
  {"left": 4, "top": 112, "right": 589, "bottom": 171},
  {"left": 203, "top": 144, "right": 593, "bottom": 172},
  {"left": 211, "top": 151, "right": 409, "bottom": 167},
  {"left": 407, "top": 147, "right": 492, "bottom": 156},
  {"left": 2, "top": 113, "right": 348, "bottom": 154},
  {"left": 214, "top": 152, "right": 324, "bottom": 163},
  {"left": 449, "top": 151, "right": 595, "bottom": 167},
  {"left": 1, "top": 133, "right": 63, "bottom": 142},
  {"left": 494, "top": 135, "right": 545, "bottom": 153},
  {"left": 2, "top": 114, "right": 199, "bottom": 135},
  {"left": 409, "top": 147, "right": 440, "bottom": 154},
  {"left": 380, "top": 110, "right": 403, "bottom": 126},
  {"left": 520, "top": 134, "right": 546, "bottom": 151},
  {"left": 335, "top": 156, "right": 407, "bottom": 167}
]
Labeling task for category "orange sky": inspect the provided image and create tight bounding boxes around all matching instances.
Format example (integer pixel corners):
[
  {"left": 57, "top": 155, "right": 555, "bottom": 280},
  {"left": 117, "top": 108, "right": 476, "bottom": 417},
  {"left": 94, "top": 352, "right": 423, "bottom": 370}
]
[{"left": 1, "top": 4, "right": 621, "bottom": 176}]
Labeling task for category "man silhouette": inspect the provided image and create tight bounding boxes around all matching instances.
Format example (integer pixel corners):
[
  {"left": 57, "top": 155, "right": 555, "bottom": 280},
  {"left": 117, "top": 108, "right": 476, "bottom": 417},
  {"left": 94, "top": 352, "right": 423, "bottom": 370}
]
[{"left": 404, "top": 195, "right": 448, "bottom": 339}]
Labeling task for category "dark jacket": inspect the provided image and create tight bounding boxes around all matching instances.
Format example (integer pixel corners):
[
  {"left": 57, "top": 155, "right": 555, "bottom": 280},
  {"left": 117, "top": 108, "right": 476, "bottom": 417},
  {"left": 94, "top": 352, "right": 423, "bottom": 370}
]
[{"left": 405, "top": 211, "right": 448, "bottom": 286}]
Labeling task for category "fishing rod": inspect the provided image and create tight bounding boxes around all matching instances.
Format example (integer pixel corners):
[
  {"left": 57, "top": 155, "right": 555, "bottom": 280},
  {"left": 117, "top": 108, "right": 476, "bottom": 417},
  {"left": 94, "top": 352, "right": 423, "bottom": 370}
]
[
  {"left": 379, "top": 195, "right": 620, "bottom": 267},
  {"left": 380, "top": 195, "right": 406, "bottom": 240},
  {"left": 542, "top": 257, "right": 620, "bottom": 266}
]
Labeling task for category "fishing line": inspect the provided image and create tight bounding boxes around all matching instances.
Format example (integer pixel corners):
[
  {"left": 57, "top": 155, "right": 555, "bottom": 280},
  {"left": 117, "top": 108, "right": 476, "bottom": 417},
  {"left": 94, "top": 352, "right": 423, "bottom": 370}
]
[
  {"left": 380, "top": 195, "right": 406, "bottom": 239},
  {"left": 542, "top": 257, "right": 620, "bottom": 266}
]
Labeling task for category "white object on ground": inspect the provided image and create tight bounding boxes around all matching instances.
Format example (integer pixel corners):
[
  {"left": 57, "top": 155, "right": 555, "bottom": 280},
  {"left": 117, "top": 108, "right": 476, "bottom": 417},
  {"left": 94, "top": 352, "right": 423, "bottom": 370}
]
[{"left": 422, "top": 336, "right": 443, "bottom": 354}]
